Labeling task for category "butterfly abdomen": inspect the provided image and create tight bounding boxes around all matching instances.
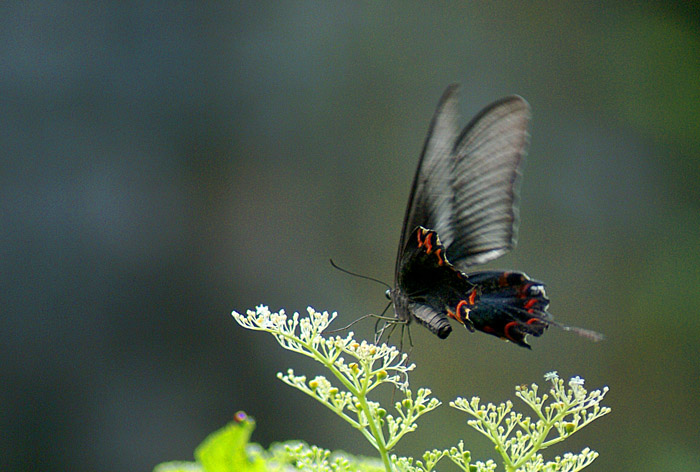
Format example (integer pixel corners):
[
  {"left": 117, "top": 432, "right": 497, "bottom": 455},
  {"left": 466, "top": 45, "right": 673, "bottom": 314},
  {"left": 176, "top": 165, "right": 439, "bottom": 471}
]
[{"left": 456, "top": 271, "right": 552, "bottom": 348}]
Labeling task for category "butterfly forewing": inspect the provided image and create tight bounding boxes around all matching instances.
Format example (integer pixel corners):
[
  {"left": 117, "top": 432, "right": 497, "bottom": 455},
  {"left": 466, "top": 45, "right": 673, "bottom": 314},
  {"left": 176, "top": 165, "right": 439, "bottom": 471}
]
[
  {"left": 396, "top": 87, "right": 531, "bottom": 277},
  {"left": 446, "top": 96, "right": 530, "bottom": 269},
  {"left": 395, "top": 84, "right": 460, "bottom": 281}
]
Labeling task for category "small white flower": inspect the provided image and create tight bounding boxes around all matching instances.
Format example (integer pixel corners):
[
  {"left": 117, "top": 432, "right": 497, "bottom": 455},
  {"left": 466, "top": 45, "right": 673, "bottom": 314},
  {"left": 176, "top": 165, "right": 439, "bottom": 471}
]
[
  {"left": 544, "top": 371, "right": 559, "bottom": 382},
  {"left": 569, "top": 376, "right": 585, "bottom": 387}
]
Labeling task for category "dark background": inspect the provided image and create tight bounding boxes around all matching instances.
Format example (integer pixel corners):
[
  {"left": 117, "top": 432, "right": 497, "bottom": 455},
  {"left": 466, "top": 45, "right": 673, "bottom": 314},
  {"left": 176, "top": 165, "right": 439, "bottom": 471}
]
[{"left": 2, "top": 2, "right": 699, "bottom": 471}]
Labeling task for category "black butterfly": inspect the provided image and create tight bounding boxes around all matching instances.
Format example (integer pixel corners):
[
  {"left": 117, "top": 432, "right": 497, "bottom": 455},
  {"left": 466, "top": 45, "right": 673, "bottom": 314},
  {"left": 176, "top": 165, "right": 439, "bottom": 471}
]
[{"left": 387, "top": 84, "right": 602, "bottom": 348}]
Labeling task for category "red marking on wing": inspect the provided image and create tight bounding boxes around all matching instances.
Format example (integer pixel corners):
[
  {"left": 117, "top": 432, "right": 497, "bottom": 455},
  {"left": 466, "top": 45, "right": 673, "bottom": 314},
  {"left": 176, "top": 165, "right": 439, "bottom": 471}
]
[
  {"left": 447, "top": 308, "right": 461, "bottom": 323},
  {"left": 524, "top": 299, "right": 537, "bottom": 310},
  {"left": 456, "top": 300, "right": 469, "bottom": 320},
  {"left": 417, "top": 228, "right": 438, "bottom": 253},
  {"left": 425, "top": 232, "right": 435, "bottom": 252},
  {"left": 518, "top": 283, "right": 532, "bottom": 298},
  {"left": 417, "top": 228, "right": 447, "bottom": 265},
  {"left": 467, "top": 288, "right": 477, "bottom": 305},
  {"left": 417, "top": 229, "right": 425, "bottom": 247},
  {"left": 504, "top": 321, "right": 518, "bottom": 342},
  {"left": 435, "top": 248, "right": 444, "bottom": 265}
]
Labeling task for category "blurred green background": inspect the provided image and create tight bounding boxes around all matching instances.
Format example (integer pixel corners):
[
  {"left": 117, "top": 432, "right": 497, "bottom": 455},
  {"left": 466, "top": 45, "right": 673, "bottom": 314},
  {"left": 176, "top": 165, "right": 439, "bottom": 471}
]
[{"left": 2, "top": 2, "right": 699, "bottom": 471}]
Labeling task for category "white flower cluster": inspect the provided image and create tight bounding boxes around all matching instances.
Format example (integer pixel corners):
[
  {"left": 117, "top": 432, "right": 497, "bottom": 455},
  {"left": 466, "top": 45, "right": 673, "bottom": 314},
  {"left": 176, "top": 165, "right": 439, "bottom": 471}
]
[
  {"left": 232, "top": 305, "right": 441, "bottom": 470},
  {"left": 450, "top": 373, "right": 610, "bottom": 472},
  {"left": 232, "top": 306, "right": 610, "bottom": 472},
  {"left": 232, "top": 305, "right": 337, "bottom": 354},
  {"left": 232, "top": 306, "right": 414, "bottom": 389}
]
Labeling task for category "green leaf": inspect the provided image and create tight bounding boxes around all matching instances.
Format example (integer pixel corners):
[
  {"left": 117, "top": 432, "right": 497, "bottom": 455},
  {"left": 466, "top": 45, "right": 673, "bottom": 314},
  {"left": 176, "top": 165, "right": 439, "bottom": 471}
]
[{"left": 194, "top": 414, "right": 266, "bottom": 472}]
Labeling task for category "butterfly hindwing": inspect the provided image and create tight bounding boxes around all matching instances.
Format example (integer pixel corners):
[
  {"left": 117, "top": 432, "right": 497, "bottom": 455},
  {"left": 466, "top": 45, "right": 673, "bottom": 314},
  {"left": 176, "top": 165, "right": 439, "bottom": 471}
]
[
  {"left": 446, "top": 97, "right": 530, "bottom": 269},
  {"left": 396, "top": 227, "right": 551, "bottom": 347},
  {"left": 460, "top": 271, "right": 552, "bottom": 349}
]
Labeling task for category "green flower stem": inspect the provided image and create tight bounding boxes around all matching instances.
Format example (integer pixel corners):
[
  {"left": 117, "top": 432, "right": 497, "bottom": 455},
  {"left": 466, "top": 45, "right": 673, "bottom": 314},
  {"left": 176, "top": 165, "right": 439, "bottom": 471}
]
[
  {"left": 479, "top": 406, "right": 517, "bottom": 471},
  {"left": 354, "top": 387, "right": 392, "bottom": 470}
]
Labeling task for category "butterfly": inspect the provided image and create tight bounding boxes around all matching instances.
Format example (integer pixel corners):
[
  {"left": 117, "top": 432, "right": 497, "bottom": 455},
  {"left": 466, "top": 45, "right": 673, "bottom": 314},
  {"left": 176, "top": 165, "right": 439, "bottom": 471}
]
[{"left": 386, "top": 84, "right": 602, "bottom": 348}]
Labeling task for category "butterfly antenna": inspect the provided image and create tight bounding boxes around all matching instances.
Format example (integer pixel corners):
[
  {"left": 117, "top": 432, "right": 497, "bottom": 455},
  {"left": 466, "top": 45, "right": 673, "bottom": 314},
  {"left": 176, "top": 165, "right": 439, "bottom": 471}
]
[
  {"left": 329, "top": 259, "right": 392, "bottom": 291},
  {"left": 328, "top": 301, "right": 395, "bottom": 335},
  {"left": 325, "top": 313, "right": 375, "bottom": 334}
]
